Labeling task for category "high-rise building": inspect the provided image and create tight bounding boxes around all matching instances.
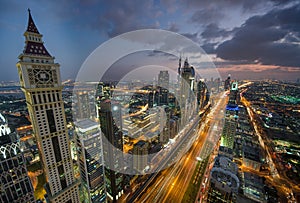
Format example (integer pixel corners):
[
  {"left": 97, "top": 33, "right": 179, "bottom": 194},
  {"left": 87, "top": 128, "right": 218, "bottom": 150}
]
[
  {"left": 16, "top": 10, "right": 80, "bottom": 202},
  {"left": 160, "top": 107, "right": 171, "bottom": 145},
  {"left": 0, "top": 113, "right": 35, "bottom": 203},
  {"left": 98, "top": 99, "right": 125, "bottom": 202},
  {"left": 75, "top": 119, "right": 106, "bottom": 203},
  {"left": 178, "top": 58, "right": 195, "bottom": 99},
  {"left": 73, "top": 91, "right": 95, "bottom": 120},
  {"left": 158, "top": 71, "right": 169, "bottom": 105},
  {"left": 178, "top": 57, "right": 196, "bottom": 126},
  {"left": 196, "top": 79, "right": 208, "bottom": 110},
  {"left": 220, "top": 120, "right": 237, "bottom": 150},
  {"left": 132, "top": 140, "right": 149, "bottom": 172},
  {"left": 228, "top": 82, "right": 239, "bottom": 106},
  {"left": 221, "top": 82, "right": 239, "bottom": 150},
  {"left": 224, "top": 74, "right": 231, "bottom": 91}
]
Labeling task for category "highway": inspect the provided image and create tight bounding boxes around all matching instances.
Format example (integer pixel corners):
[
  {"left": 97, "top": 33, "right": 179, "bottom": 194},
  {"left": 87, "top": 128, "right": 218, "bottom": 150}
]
[
  {"left": 127, "top": 106, "right": 204, "bottom": 203},
  {"left": 129, "top": 92, "right": 228, "bottom": 203}
]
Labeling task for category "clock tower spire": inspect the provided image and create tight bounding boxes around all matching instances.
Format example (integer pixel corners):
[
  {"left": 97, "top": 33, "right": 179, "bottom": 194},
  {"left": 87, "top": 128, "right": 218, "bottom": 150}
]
[
  {"left": 21, "top": 9, "right": 52, "bottom": 60},
  {"left": 16, "top": 10, "right": 80, "bottom": 203}
]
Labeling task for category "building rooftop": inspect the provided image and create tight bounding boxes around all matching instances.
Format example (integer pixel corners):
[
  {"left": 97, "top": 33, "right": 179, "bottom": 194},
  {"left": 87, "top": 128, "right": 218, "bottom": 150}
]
[
  {"left": 74, "top": 119, "right": 98, "bottom": 130},
  {"left": 243, "top": 144, "right": 261, "bottom": 162},
  {"left": 210, "top": 155, "right": 240, "bottom": 193},
  {"left": 243, "top": 172, "right": 266, "bottom": 202},
  {"left": 135, "top": 140, "right": 148, "bottom": 148}
]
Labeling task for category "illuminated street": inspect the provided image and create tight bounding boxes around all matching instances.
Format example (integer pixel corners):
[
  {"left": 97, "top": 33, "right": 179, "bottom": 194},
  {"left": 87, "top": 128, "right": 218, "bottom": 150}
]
[
  {"left": 1, "top": 2, "right": 300, "bottom": 202},
  {"left": 240, "top": 84, "right": 300, "bottom": 202},
  {"left": 126, "top": 92, "right": 228, "bottom": 203}
]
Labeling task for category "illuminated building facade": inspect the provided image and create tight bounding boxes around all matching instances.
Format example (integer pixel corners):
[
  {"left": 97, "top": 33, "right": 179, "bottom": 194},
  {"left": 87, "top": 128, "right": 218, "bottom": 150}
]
[
  {"left": 178, "top": 57, "right": 196, "bottom": 126},
  {"left": 73, "top": 91, "right": 96, "bottom": 120},
  {"left": 75, "top": 119, "right": 106, "bottom": 203},
  {"left": 133, "top": 140, "right": 149, "bottom": 172},
  {"left": 16, "top": 10, "right": 79, "bottom": 202},
  {"left": 221, "top": 82, "right": 239, "bottom": 150},
  {"left": 98, "top": 99, "right": 125, "bottom": 202},
  {"left": 196, "top": 79, "right": 209, "bottom": 110},
  {"left": 157, "top": 70, "right": 169, "bottom": 105},
  {"left": 0, "top": 114, "right": 35, "bottom": 203}
]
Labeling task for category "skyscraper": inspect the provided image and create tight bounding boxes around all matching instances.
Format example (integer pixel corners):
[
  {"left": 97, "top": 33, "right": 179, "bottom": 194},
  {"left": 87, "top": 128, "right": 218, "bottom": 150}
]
[
  {"left": 73, "top": 91, "right": 92, "bottom": 120},
  {"left": 73, "top": 90, "right": 97, "bottom": 120},
  {"left": 178, "top": 58, "right": 195, "bottom": 99},
  {"left": 228, "top": 81, "right": 239, "bottom": 106},
  {"left": 178, "top": 57, "right": 196, "bottom": 126},
  {"left": 132, "top": 140, "right": 149, "bottom": 173},
  {"left": 0, "top": 113, "right": 35, "bottom": 203},
  {"left": 157, "top": 71, "right": 169, "bottom": 105},
  {"left": 16, "top": 10, "right": 79, "bottom": 202},
  {"left": 224, "top": 74, "right": 231, "bottom": 91},
  {"left": 158, "top": 70, "right": 169, "bottom": 89},
  {"left": 220, "top": 82, "right": 239, "bottom": 150},
  {"left": 98, "top": 99, "right": 125, "bottom": 202},
  {"left": 75, "top": 119, "right": 106, "bottom": 203},
  {"left": 196, "top": 79, "right": 207, "bottom": 110}
]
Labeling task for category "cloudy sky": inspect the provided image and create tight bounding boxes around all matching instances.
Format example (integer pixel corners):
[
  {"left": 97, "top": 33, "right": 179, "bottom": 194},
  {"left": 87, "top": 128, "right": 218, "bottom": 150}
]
[{"left": 0, "top": 0, "right": 300, "bottom": 82}]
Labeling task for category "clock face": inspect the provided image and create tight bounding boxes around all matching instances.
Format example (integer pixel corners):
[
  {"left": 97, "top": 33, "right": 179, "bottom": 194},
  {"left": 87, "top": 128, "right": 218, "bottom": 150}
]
[
  {"left": 38, "top": 71, "right": 50, "bottom": 81},
  {"left": 34, "top": 69, "right": 53, "bottom": 84},
  {"left": 27, "top": 65, "right": 58, "bottom": 87}
]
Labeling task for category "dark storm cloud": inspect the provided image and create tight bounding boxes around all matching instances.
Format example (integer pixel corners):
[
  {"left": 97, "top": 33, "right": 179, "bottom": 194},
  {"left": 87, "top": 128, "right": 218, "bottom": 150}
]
[
  {"left": 201, "top": 23, "right": 233, "bottom": 40},
  {"left": 187, "top": 0, "right": 273, "bottom": 26},
  {"left": 216, "top": 3, "right": 300, "bottom": 67},
  {"left": 270, "top": 0, "right": 297, "bottom": 5},
  {"left": 46, "top": 0, "right": 160, "bottom": 37},
  {"left": 201, "top": 42, "right": 217, "bottom": 54},
  {"left": 187, "top": 0, "right": 298, "bottom": 27},
  {"left": 184, "top": 0, "right": 278, "bottom": 12},
  {"left": 91, "top": 1, "right": 161, "bottom": 37}
]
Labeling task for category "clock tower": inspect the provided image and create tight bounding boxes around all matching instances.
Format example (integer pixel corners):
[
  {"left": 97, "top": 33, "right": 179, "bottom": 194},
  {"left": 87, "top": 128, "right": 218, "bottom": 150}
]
[{"left": 16, "top": 10, "right": 80, "bottom": 203}]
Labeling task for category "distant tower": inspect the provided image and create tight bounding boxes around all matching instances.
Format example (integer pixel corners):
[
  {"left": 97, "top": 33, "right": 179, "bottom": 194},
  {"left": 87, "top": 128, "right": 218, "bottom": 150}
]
[
  {"left": 178, "top": 58, "right": 196, "bottom": 126},
  {"left": 75, "top": 119, "right": 106, "bottom": 203},
  {"left": 16, "top": 10, "right": 80, "bottom": 202},
  {"left": 157, "top": 71, "right": 169, "bottom": 105},
  {"left": 196, "top": 79, "right": 208, "bottom": 109},
  {"left": 0, "top": 113, "right": 35, "bottom": 203},
  {"left": 73, "top": 91, "right": 96, "bottom": 120},
  {"left": 158, "top": 70, "right": 169, "bottom": 89},
  {"left": 224, "top": 74, "right": 231, "bottom": 90}
]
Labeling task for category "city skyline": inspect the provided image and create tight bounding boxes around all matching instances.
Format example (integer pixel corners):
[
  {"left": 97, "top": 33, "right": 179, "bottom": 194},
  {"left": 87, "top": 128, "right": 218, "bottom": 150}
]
[
  {"left": 0, "top": 2, "right": 300, "bottom": 203},
  {"left": 1, "top": 1, "right": 300, "bottom": 81}
]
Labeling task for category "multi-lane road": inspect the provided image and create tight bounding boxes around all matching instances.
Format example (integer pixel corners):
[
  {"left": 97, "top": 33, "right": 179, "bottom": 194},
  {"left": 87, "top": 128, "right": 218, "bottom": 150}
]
[{"left": 126, "top": 92, "right": 228, "bottom": 203}]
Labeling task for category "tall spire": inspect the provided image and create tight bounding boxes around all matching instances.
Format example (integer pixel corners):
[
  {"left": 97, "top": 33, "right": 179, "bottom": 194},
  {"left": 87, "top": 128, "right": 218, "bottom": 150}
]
[
  {"left": 184, "top": 57, "right": 189, "bottom": 68},
  {"left": 26, "top": 8, "right": 40, "bottom": 34},
  {"left": 22, "top": 9, "right": 52, "bottom": 57},
  {"left": 178, "top": 54, "right": 182, "bottom": 75}
]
